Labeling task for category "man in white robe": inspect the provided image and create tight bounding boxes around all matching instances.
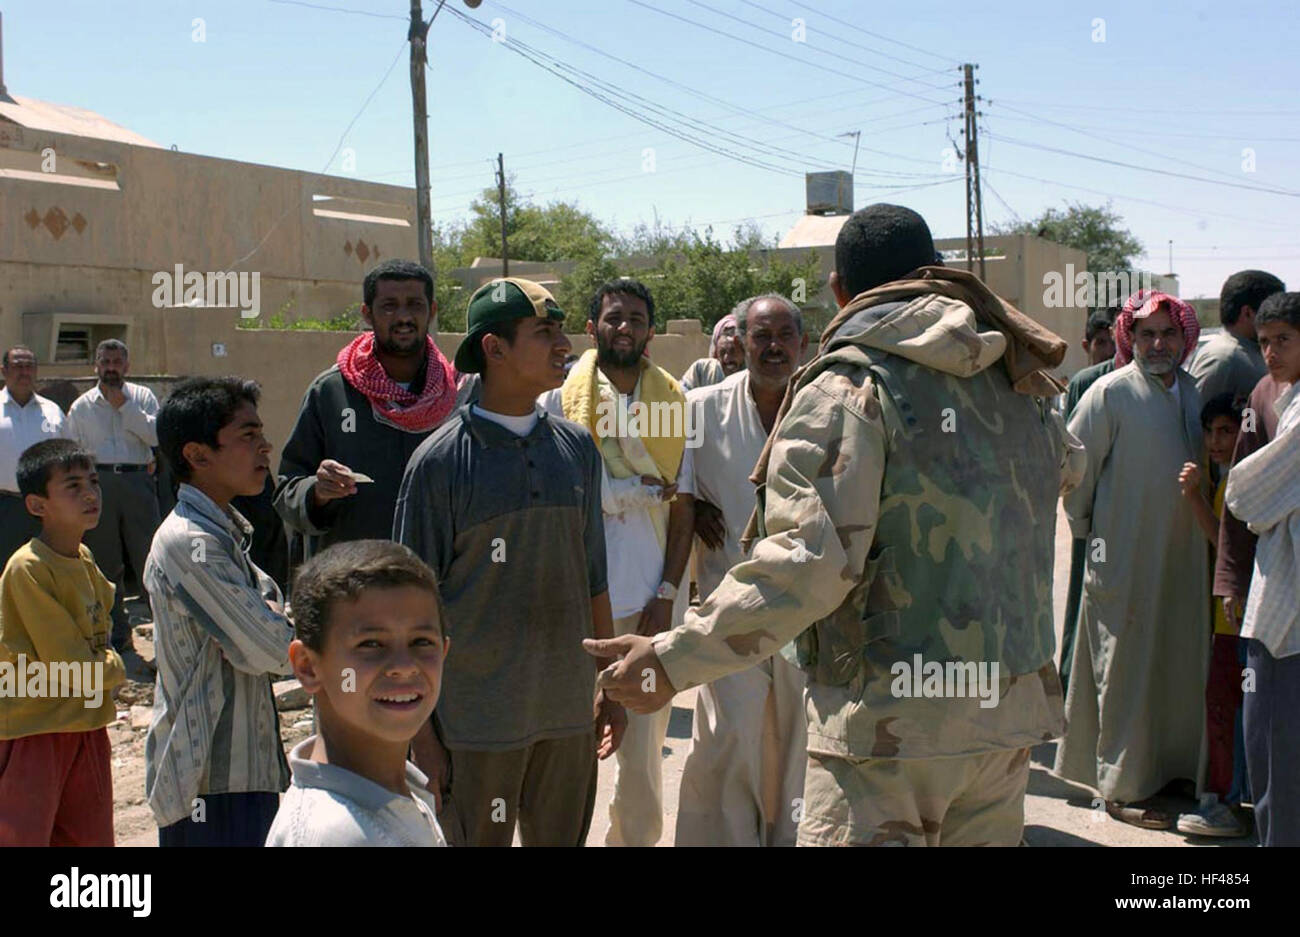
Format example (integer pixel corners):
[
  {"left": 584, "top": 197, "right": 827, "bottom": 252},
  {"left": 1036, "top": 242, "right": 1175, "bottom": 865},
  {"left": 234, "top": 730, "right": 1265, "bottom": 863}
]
[
  {"left": 678, "top": 294, "right": 808, "bottom": 846},
  {"left": 1055, "top": 292, "right": 1210, "bottom": 829}
]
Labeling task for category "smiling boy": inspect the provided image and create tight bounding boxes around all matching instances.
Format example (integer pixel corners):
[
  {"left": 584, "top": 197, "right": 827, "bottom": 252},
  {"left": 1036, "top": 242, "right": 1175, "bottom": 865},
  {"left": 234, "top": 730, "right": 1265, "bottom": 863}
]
[
  {"left": 266, "top": 539, "right": 449, "bottom": 846},
  {"left": 144, "top": 377, "right": 295, "bottom": 846}
]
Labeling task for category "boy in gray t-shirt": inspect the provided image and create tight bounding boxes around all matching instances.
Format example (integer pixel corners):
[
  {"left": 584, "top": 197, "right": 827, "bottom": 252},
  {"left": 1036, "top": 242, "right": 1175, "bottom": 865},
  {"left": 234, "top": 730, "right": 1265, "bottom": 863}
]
[{"left": 394, "top": 278, "right": 626, "bottom": 847}]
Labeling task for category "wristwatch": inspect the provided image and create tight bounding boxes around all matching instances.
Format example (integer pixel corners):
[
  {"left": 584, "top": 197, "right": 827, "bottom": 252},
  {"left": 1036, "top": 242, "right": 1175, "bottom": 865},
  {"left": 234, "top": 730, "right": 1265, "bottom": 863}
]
[{"left": 655, "top": 580, "right": 678, "bottom": 602}]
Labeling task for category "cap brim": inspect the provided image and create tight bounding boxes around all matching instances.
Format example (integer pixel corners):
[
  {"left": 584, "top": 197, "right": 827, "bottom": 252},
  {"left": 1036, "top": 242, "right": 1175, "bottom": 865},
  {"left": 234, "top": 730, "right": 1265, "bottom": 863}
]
[{"left": 453, "top": 331, "right": 484, "bottom": 374}]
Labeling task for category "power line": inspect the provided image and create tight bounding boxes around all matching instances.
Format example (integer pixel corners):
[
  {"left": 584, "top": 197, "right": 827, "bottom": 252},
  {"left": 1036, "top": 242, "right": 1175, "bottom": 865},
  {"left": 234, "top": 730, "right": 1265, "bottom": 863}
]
[
  {"left": 992, "top": 97, "right": 1300, "bottom": 117},
  {"left": 227, "top": 30, "right": 409, "bottom": 268},
  {"left": 624, "top": 0, "right": 953, "bottom": 107},
  {"left": 691, "top": 0, "right": 956, "bottom": 92},
  {"left": 982, "top": 165, "right": 1294, "bottom": 230},
  {"left": 985, "top": 112, "right": 1300, "bottom": 144},
  {"left": 785, "top": 0, "right": 960, "bottom": 68},
  {"left": 986, "top": 133, "right": 1300, "bottom": 198},
  {"left": 988, "top": 101, "right": 1282, "bottom": 188}
]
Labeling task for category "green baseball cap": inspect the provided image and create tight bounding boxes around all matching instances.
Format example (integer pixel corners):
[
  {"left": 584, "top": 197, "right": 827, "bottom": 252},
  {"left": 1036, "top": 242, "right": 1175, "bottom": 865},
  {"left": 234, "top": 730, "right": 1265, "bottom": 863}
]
[{"left": 454, "top": 277, "right": 566, "bottom": 373}]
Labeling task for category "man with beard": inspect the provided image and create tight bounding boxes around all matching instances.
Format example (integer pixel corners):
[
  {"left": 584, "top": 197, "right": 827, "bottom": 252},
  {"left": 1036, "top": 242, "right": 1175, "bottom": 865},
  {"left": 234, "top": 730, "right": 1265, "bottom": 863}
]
[
  {"left": 1055, "top": 291, "right": 1210, "bottom": 830},
  {"left": 65, "top": 340, "right": 161, "bottom": 653},
  {"left": 539, "top": 278, "right": 695, "bottom": 847},
  {"left": 276, "top": 260, "right": 466, "bottom": 563},
  {"left": 678, "top": 293, "right": 809, "bottom": 846}
]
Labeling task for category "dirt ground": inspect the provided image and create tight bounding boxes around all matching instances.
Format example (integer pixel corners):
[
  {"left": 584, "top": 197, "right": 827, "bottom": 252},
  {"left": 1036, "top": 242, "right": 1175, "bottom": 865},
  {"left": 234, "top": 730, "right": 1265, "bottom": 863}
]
[{"left": 111, "top": 504, "right": 1255, "bottom": 847}]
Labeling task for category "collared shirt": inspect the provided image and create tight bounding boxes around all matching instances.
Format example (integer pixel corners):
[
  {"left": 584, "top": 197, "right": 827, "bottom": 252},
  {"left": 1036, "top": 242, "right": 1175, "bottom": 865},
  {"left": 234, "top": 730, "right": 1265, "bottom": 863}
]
[
  {"left": 265, "top": 736, "right": 447, "bottom": 847},
  {"left": 394, "top": 405, "right": 606, "bottom": 751},
  {"left": 143, "top": 484, "right": 293, "bottom": 827},
  {"left": 0, "top": 389, "right": 68, "bottom": 492},
  {"left": 1226, "top": 382, "right": 1300, "bottom": 659},
  {"left": 65, "top": 382, "right": 159, "bottom": 465}
]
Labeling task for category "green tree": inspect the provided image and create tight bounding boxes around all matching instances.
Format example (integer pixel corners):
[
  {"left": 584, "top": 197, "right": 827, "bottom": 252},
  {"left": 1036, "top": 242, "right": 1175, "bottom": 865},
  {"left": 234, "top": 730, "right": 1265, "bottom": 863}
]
[
  {"left": 600, "top": 223, "right": 824, "bottom": 335},
  {"left": 992, "top": 201, "right": 1143, "bottom": 275}
]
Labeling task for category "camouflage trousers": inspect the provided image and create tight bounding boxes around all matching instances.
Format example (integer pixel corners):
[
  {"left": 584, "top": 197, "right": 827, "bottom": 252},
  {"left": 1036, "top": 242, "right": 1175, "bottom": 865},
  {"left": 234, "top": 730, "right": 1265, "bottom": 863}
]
[{"left": 797, "top": 747, "right": 1032, "bottom": 846}]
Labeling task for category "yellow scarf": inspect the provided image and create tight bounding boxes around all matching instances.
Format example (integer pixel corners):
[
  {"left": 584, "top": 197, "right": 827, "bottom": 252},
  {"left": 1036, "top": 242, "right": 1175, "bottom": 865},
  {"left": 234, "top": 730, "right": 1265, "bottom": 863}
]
[{"left": 560, "top": 348, "right": 686, "bottom": 482}]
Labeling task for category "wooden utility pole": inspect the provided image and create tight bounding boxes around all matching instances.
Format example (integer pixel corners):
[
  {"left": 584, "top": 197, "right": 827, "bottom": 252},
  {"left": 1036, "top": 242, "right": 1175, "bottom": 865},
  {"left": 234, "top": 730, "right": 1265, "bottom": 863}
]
[
  {"left": 496, "top": 152, "right": 509, "bottom": 276},
  {"left": 962, "top": 63, "right": 986, "bottom": 280},
  {"left": 409, "top": 0, "right": 434, "bottom": 278}
]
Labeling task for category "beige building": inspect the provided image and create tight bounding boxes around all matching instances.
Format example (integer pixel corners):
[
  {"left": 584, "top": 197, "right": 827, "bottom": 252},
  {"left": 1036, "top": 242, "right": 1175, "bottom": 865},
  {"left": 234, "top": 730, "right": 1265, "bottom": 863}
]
[{"left": 0, "top": 96, "right": 708, "bottom": 449}]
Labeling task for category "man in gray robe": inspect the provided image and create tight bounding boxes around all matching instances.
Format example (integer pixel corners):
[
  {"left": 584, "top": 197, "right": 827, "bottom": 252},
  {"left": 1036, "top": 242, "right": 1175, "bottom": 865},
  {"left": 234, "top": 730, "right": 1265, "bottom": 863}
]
[{"left": 1055, "top": 292, "right": 1209, "bottom": 829}]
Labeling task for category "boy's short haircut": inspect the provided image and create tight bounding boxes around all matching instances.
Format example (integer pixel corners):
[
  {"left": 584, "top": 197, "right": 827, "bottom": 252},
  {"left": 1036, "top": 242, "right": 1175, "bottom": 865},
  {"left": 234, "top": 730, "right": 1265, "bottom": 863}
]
[
  {"left": 1255, "top": 291, "right": 1300, "bottom": 330},
  {"left": 157, "top": 376, "right": 261, "bottom": 482},
  {"left": 17, "top": 439, "right": 95, "bottom": 499},
  {"left": 1085, "top": 310, "right": 1116, "bottom": 342},
  {"left": 1200, "top": 391, "right": 1245, "bottom": 431},
  {"left": 291, "top": 539, "right": 445, "bottom": 651}
]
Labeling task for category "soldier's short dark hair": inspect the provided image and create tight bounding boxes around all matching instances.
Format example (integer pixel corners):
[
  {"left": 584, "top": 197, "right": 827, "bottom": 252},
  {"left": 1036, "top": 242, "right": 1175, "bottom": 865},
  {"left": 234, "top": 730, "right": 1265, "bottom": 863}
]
[
  {"left": 158, "top": 376, "right": 261, "bottom": 483},
  {"left": 834, "top": 204, "right": 936, "bottom": 300},
  {"left": 589, "top": 278, "right": 656, "bottom": 327},
  {"left": 363, "top": 259, "right": 434, "bottom": 308},
  {"left": 17, "top": 439, "right": 95, "bottom": 499},
  {"left": 1255, "top": 291, "right": 1300, "bottom": 330},
  {"left": 1219, "top": 270, "right": 1284, "bottom": 326},
  {"left": 291, "top": 540, "right": 445, "bottom": 652}
]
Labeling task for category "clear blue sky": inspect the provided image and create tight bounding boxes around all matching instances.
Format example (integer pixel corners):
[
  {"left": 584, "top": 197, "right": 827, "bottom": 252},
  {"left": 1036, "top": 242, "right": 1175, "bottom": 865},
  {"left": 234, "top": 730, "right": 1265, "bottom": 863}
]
[{"left": 7, "top": 0, "right": 1300, "bottom": 298}]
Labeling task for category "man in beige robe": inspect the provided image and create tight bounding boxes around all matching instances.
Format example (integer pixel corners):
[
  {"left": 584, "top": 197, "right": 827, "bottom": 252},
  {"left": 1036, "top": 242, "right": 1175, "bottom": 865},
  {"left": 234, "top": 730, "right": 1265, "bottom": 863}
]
[{"left": 1055, "top": 292, "right": 1209, "bottom": 829}]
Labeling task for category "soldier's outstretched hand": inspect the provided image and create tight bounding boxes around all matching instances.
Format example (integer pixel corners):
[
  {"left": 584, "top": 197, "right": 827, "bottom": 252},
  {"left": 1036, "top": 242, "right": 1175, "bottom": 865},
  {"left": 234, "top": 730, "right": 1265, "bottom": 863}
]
[{"left": 583, "top": 634, "right": 676, "bottom": 714}]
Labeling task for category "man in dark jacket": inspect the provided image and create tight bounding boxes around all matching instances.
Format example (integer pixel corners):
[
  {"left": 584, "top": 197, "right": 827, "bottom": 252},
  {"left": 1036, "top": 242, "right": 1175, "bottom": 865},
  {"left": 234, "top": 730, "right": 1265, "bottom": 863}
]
[{"left": 274, "top": 260, "right": 466, "bottom": 568}]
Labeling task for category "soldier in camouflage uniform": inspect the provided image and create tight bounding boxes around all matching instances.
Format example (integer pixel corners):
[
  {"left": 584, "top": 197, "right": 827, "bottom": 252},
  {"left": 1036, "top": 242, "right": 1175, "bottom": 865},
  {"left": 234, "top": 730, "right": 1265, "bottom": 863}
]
[{"left": 587, "top": 204, "right": 1085, "bottom": 846}]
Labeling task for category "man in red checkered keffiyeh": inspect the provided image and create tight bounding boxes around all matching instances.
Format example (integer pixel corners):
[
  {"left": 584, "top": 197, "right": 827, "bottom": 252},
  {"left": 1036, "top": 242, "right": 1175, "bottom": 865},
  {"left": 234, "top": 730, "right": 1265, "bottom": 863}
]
[{"left": 1114, "top": 289, "right": 1200, "bottom": 367}]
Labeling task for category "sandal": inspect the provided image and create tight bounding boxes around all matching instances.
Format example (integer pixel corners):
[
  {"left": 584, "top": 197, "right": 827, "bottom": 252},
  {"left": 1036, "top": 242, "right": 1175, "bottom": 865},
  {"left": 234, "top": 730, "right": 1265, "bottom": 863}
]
[{"left": 1107, "top": 800, "right": 1174, "bottom": 830}]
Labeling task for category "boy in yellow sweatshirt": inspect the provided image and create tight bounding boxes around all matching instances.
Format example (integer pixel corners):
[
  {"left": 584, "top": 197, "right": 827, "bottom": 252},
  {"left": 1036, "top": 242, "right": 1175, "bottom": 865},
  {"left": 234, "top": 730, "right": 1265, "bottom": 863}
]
[{"left": 0, "top": 439, "right": 125, "bottom": 845}]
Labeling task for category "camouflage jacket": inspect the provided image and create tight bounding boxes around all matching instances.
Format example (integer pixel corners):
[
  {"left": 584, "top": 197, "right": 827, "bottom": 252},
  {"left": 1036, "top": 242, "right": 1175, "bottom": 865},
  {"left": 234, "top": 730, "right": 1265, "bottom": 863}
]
[{"left": 654, "top": 291, "right": 1085, "bottom": 760}]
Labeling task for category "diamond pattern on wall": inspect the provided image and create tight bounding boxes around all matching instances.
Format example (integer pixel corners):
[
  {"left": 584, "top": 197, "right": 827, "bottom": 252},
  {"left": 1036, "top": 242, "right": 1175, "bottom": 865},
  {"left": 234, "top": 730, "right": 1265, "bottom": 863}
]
[
  {"left": 344, "top": 240, "right": 353, "bottom": 256},
  {"left": 43, "top": 207, "right": 69, "bottom": 240},
  {"left": 355, "top": 241, "right": 370, "bottom": 263},
  {"left": 71, "top": 213, "right": 87, "bottom": 234},
  {"left": 25, "top": 208, "right": 41, "bottom": 229}
]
